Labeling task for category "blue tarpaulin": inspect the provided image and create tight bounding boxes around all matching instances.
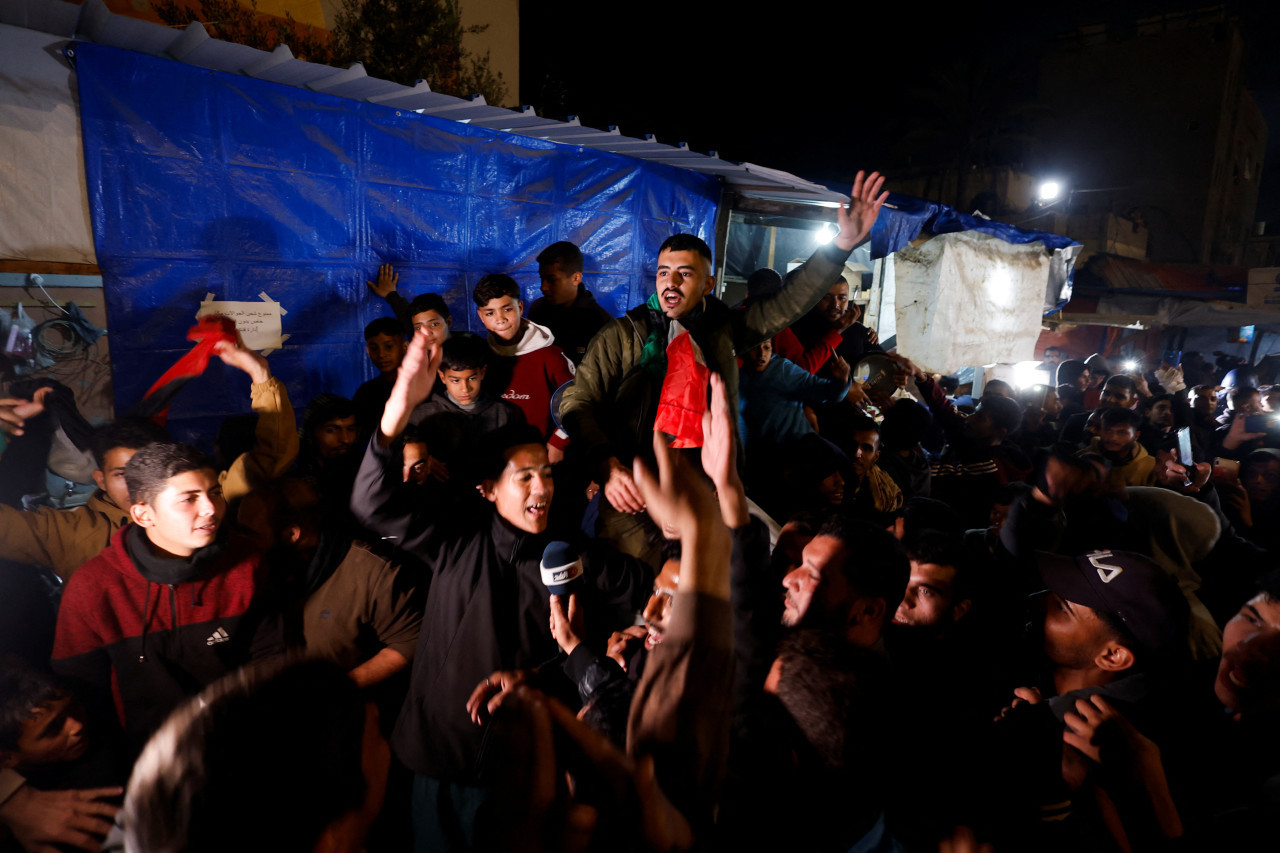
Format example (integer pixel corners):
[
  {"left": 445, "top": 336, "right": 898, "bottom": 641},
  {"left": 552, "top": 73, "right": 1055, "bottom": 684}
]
[
  {"left": 73, "top": 42, "right": 720, "bottom": 447},
  {"left": 869, "top": 193, "right": 1080, "bottom": 258}
]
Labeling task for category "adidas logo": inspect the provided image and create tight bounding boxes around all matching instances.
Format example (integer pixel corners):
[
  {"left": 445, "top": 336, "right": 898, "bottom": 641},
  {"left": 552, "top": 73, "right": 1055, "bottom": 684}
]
[{"left": 206, "top": 627, "right": 230, "bottom": 646}]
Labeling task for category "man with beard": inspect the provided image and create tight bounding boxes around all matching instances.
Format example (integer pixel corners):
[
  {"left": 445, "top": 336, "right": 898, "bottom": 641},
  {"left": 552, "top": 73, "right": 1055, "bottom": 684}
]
[
  {"left": 1084, "top": 406, "right": 1157, "bottom": 486},
  {"left": 560, "top": 171, "right": 887, "bottom": 566},
  {"left": 780, "top": 515, "right": 908, "bottom": 651},
  {"left": 841, "top": 420, "right": 903, "bottom": 521},
  {"left": 775, "top": 275, "right": 881, "bottom": 373}
]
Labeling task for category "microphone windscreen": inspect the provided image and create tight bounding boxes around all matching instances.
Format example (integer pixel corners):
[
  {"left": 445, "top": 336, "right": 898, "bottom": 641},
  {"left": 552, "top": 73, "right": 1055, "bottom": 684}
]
[{"left": 540, "top": 540, "right": 583, "bottom": 595}]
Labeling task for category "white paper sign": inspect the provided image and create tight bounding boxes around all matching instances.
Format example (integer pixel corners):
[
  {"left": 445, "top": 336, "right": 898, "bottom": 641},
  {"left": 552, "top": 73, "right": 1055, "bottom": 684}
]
[{"left": 196, "top": 292, "right": 290, "bottom": 355}]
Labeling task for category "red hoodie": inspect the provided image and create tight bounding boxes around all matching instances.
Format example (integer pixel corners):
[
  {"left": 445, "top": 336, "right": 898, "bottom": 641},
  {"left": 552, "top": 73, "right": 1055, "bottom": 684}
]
[
  {"left": 52, "top": 525, "right": 280, "bottom": 751},
  {"left": 485, "top": 320, "right": 575, "bottom": 449}
]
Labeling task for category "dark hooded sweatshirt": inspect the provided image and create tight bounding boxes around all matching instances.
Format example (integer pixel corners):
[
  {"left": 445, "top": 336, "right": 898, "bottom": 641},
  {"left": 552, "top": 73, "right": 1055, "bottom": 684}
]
[{"left": 51, "top": 525, "right": 282, "bottom": 756}]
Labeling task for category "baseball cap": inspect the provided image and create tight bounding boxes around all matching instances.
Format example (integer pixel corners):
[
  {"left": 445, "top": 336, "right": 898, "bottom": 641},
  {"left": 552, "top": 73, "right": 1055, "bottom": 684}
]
[{"left": 1036, "top": 550, "right": 1189, "bottom": 659}]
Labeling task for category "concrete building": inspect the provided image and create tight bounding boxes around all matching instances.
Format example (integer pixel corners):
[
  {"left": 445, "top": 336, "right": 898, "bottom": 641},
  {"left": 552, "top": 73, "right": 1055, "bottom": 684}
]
[{"left": 1035, "top": 6, "right": 1266, "bottom": 265}]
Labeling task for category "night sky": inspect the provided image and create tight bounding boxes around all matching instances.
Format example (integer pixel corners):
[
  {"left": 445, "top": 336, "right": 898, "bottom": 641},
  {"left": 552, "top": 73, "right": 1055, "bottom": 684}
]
[{"left": 522, "top": 1, "right": 1280, "bottom": 220}]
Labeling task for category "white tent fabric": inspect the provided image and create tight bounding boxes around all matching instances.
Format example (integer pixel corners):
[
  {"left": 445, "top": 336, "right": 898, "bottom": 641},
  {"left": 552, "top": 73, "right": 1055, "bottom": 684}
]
[
  {"left": 893, "top": 231, "right": 1052, "bottom": 370},
  {"left": 0, "top": 24, "right": 94, "bottom": 264}
]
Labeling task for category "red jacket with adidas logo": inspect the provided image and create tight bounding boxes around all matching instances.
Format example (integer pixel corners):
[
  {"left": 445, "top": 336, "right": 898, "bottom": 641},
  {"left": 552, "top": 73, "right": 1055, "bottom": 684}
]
[{"left": 52, "top": 525, "right": 283, "bottom": 756}]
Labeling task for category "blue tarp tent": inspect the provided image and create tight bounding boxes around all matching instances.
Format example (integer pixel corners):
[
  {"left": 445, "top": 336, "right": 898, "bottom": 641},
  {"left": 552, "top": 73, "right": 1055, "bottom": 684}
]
[{"left": 74, "top": 42, "right": 720, "bottom": 446}]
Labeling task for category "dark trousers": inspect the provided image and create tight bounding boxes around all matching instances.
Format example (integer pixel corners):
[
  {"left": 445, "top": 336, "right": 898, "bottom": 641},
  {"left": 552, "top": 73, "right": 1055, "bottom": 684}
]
[{"left": 410, "top": 774, "right": 489, "bottom": 853}]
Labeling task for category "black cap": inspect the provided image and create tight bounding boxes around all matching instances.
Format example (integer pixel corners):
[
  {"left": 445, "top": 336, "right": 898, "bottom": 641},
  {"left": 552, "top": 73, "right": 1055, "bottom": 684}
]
[{"left": 1036, "top": 550, "right": 1189, "bottom": 658}]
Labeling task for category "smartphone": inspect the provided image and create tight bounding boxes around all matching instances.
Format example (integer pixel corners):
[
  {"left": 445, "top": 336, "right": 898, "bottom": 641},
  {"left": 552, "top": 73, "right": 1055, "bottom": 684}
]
[
  {"left": 1212, "top": 457, "right": 1241, "bottom": 484},
  {"left": 1162, "top": 350, "right": 1182, "bottom": 368},
  {"left": 1176, "top": 427, "right": 1194, "bottom": 468}
]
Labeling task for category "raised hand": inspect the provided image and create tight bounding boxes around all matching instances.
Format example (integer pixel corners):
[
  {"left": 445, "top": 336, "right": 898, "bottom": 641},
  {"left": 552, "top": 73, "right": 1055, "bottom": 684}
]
[
  {"left": 699, "top": 373, "right": 749, "bottom": 529},
  {"left": 367, "top": 263, "right": 399, "bottom": 299},
  {"left": 213, "top": 328, "right": 270, "bottom": 383},
  {"left": 549, "top": 593, "right": 584, "bottom": 655},
  {"left": 1222, "top": 413, "right": 1267, "bottom": 451},
  {"left": 379, "top": 328, "right": 442, "bottom": 443},
  {"left": 634, "top": 431, "right": 718, "bottom": 542},
  {"left": 833, "top": 170, "right": 888, "bottom": 251},
  {"left": 699, "top": 373, "right": 737, "bottom": 494},
  {"left": 885, "top": 351, "right": 927, "bottom": 382}
]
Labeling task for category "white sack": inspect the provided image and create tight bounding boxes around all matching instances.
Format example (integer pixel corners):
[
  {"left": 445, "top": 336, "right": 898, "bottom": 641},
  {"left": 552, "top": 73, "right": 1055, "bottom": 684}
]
[{"left": 894, "top": 231, "right": 1051, "bottom": 371}]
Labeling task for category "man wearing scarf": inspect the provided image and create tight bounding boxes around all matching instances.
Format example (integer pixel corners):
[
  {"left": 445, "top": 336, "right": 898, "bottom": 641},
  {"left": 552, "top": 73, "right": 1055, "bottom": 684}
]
[{"left": 560, "top": 171, "right": 888, "bottom": 566}]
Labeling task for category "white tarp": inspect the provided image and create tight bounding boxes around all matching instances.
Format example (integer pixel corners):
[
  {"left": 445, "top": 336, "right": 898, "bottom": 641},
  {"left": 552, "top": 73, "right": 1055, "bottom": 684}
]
[
  {"left": 0, "top": 24, "right": 95, "bottom": 263},
  {"left": 893, "top": 231, "right": 1052, "bottom": 370}
]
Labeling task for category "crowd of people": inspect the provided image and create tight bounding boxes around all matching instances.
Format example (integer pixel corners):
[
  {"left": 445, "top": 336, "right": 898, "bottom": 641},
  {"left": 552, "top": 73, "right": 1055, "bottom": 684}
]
[{"left": 1, "top": 169, "right": 1279, "bottom": 852}]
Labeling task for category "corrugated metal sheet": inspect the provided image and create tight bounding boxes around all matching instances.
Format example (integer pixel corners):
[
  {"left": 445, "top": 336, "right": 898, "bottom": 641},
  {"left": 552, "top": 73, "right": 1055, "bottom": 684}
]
[{"left": 3, "top": 0, "right": 846, "bottom": 204}]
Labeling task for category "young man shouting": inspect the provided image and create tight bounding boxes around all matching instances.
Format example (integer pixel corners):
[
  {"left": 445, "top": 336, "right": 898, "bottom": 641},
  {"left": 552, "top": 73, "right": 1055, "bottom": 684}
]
[{"left": 351, "top": 329, "right": 648, "bottom": 852}]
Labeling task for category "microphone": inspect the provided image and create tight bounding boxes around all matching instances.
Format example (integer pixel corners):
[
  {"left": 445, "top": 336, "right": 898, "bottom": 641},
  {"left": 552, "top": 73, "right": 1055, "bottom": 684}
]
[{"left": 540, "top": 541, "right": 584, "bottom": 596}]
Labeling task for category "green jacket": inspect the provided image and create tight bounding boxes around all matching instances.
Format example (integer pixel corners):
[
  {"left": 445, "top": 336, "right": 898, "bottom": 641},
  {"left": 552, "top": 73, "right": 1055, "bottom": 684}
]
[{"left": 560, "top": 242, "right": 853, "bottom": 473}]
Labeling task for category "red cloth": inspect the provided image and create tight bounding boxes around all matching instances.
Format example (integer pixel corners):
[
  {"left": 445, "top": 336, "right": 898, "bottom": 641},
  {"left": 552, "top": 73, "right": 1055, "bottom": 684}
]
[
  {"left": 653, "top": 332, "right": 710, "bottom": 448},
  {"left": 132, "top": 315, "right": 238, "bottom": 424},
  {"left": 773, "top": 325, "right": 842, "bottom": 375}
]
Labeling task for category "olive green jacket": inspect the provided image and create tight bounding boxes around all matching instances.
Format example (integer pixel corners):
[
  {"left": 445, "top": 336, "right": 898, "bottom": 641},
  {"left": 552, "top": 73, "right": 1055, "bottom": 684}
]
[{"left": 560, "top": 242, "right": 853, "bottom": 474}]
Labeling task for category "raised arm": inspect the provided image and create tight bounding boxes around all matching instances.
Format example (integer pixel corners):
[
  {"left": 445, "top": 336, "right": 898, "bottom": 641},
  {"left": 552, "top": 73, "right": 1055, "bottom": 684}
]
[
  {"left": 352, "top": 329, "right": 443, "bottom": 548},
  {"left": 739, "top": 171, "right": 888, "bottom": 346},
  {"left": 701, "top": 373, "right": 750, "bottom": 530},
  {"left": 214, "top": 335, "right": 298, "bottom": 500},
  {"left": 889, "top": 352, "right": 967, "bottom": 439},
  {"left": 368, "top": 263, "right": 415, "bottom": 338},
  {"left": 379, "top": 328, "right": 442, "bottom": 446},
  {"left": 628, "top": 420, "right": 734, "bottom": 830}
]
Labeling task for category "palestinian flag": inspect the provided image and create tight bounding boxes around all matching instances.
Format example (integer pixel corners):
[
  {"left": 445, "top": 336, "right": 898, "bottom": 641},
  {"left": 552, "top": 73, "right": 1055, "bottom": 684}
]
[{"left": 128, "top": 315, "right": 238, "bottom": 425}]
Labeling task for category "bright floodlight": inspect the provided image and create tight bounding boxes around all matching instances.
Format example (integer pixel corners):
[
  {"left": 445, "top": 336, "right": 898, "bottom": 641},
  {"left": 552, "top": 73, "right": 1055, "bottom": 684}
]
[
  {"left": 815, "top": 223, "right": 835, "bottom": 246},
  {"left": 1122, "top": 360, "right": 1140, "bottom": 373},
  {"left": 1038, "top": 181, "right": 1062, "bottom": 203},
  {"left": 1012, "top": 361, "right": 1051, "bottom": 389}
]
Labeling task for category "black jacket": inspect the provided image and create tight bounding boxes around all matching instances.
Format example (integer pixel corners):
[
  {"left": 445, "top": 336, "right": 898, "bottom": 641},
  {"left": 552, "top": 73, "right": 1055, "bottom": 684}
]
[{"left": 527, "top": 285, "right": 614, "bottom": 365}]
